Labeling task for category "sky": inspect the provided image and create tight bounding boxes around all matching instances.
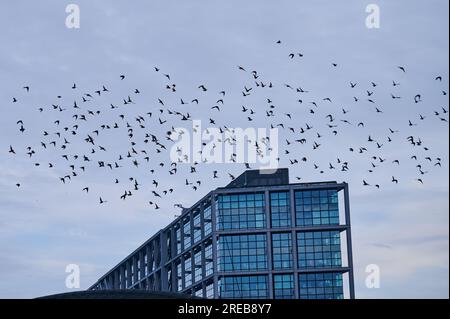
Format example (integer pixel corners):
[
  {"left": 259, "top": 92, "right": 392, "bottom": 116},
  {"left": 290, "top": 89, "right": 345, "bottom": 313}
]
[{"left": 0, "top": 0, "right": 448, "bottom": 298}]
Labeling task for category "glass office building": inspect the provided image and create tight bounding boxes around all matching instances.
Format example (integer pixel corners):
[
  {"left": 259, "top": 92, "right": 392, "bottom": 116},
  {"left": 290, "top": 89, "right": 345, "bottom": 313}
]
[{"left": 89, "top": 168, "right": 355, "bottom": 299}]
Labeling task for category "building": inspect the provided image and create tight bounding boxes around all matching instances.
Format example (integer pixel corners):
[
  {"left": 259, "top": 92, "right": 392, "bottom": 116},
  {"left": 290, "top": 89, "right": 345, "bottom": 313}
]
[
  {"left": 89, "top": 168, "right": 355, "bottom": 299},
  {"left": 37, "top": 290, "right": 196, "bottom": 299}
]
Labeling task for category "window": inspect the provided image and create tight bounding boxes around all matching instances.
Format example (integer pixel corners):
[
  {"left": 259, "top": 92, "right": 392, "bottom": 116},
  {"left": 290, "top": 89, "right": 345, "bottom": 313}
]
[
  {"left": 194, "top": 286, "right": 203, "bottom": 297},
  {"left": 219, "top": 275, "right": 268, "bottom": 299},
  {"left": 299, "top": 272, "right": 343, "bottom": 299},
  {"left": 184, "top": 255, "right": 192, "bottom": 288},
  {"left": 176, "top": 261, "right": 182, "bottom": 292},
  {"left": 166, "top": 231, "right": 172, "bottom": 260},
  {"left": 194, "top": 249, "right": 203, "bottom": 283},
  {"left": 273, "top": 274, "right": 295, "bottom": 299},
  {"left": 272, "top": 233, "right": 293, "bottom": 270},
  {"left": 193, "top": 211, "right": 202, "bottom": 243},
  {"left": 217, "top": 193, "right": 265, "bottom": 230},
  {"left": 166, "top": 266, "right": 172, "bottom": 291},
  {"left": 205, "top": 281, "right": 214, "bottom": 299},
  {"left": 297, "top": 231, "right": 341, "bottom": 269},
  {"left": 295, "top": 190, "right": 339, "bottom": 226},
  {"left": 205, "top": 242, "right": 214, "bottom": 276},
  {"left": 175, "top": 226, "right": 182, "bottom": 255},
  {"left": 183, "top": 218, "right": 191, "bottom": 250},
  {"left": 144, "top": 253, "right": 148, "bottom": 276},
  {"left": 204, "top": 205, "right": 212, "bottom": 236},
  {"left": 218, "top": 234, "right": 267, "bottom": 271},
  {"left": 270, "top": 192, "right": 291, "bottom": 227}
]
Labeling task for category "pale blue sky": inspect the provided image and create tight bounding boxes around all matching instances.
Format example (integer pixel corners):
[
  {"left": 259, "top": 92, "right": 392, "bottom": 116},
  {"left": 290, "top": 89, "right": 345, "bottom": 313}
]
[{"left": 0, "top": 0, "right": 448, "bottom": 298}]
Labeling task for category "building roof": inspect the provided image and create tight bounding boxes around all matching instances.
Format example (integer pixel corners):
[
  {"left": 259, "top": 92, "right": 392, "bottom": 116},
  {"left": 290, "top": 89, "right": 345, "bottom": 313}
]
[{"left": 225, "top": 168, "right": 289, "bottom": 188}]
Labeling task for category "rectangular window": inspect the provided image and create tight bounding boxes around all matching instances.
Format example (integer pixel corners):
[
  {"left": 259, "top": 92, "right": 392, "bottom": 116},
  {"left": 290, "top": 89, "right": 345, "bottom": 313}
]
[
  {"left": 176, "top": 262, "right": 182, "bottom": 292},
  {"left": 176, "top": 226, "right": 182, "bottom": 255},
  {"left": 217, "top": 193, "right": 265, "bottom": 230},
  {"left": 219, "top": 275, "right": 268, "bottom": 299},
  {"left": 205, "top": 243, "right": 214, "bottom": 276},
  {"left": 295, "top": 190, "right": 339, "bottom": 226},
  {"left": 193, "top": 211, "right": 202, "bottom": 243},
  {"left": 166, "top": 231, "right": 172, "bottom": 260},
  {"left": 272, "top": 233, "right": 293, "bottom": 270},
  {"left": 299, "top": 272, "right": 343, "bottom": 299},
  {"left": 270, "top": 192, "right": 291, "bottom": 228},
  {"left": 218, "top": 234, "right": 267, "bottom": 272},
  {"left": 183, "top": 218, "right": 191, "bottom": 250},
  {"left": 205, "top": 281, "right": 214, "bottom": 299},
  {"left": 273, "top": 274, "right": 295, "bottom": 299},
  {"left": 144, "top": 253, "right": 148, "bottom": 276},
  {"left": 184, "top": 255, "right": 192, "bottom": 288},
  {"left": 297, "top": 231, "right": 342, "bottom": 269},
  {"left": 204, "top": 205, "right": 212, "bottom": 236},
  {"left": 194, "top": 249, "right": 203, "bottom": 283},
  {"left": 194, "top": 286, "right": 203, "bottom": 297}
]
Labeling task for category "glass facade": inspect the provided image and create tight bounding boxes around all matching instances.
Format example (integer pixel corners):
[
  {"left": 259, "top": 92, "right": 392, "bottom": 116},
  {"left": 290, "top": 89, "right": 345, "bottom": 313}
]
[
  {"left": 193, "top": 211, "right": 201, "bottom": 244},
  {"left": 217, "top": 193, "right": 265, "bottom": 230},
  {"left": 218, "top": 234, "right": 267, "bottom": 271},
  {"left": 270, "top": 191, "right": 291, "bottom": 227},
  {"left": 194, "top": 249, "right": 202, "bottom": 283},
  {"left": 204, "top": 205, "right": 212, "bottom": 236},
  {"left": 184, "top": 254, "right": 192, "bottom": 287},
  {"left": 205, "top": 242, "right": 214, "bottom": 276},
  {"left": 176, "top": 227, "right": 182, "bottom": 255},
  {"left": 176, "top": 262, "right": 182, "bottom": 292},
  {"left": 297, "top": 231, "right": 342, "bottom": 269},
  {"left": 183, "top": 218, "right": 191, "bottom": 250},
  {"left": 219, "top": 275, "right": 269, "bottom": 299},
  {"left": 273, "top": 274, "right": 295, "bottom": 299},
  {"left": 271, "top": 233, "right": 293, "bottom": 270},
  {"left": 91, "top": 172, "right": 352, "bottom": 300},
  {"left": 205, "top": 281, "right": 214, "bottom": 299},
  {"left": 295, "top": 190, "right": 339, "bottom": 226},
  {"left": 298, "top": 272, "right": 344, "bottom": 299}
]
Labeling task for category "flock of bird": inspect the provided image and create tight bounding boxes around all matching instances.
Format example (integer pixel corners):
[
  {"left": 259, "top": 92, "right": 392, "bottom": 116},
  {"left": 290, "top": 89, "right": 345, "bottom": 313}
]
[{"left": 5, "top": 39, "right": 448, "bottom": 210}]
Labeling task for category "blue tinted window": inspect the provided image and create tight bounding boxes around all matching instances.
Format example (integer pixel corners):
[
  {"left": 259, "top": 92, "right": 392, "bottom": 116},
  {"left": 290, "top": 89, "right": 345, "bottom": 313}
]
[
  {"left": 270, "top": 192, "right": 291, "bottom": 228},
  {"left": 297, "top": 231, "right": 342, "bottom": 269},
  {"left": 299, "top": 272, "right": 343, "bottom": 299},
  {"left": 272, "top": 233, "right": 293, "bottom": 269},
  {"left": 219, "top": 275, "right": 268, "bottom": 299},
  {"left": 217, "top": 193, "right": 266, "bottom": 230},
  {"left": 273, "top": 274, "right": 295, "bottom": 299},
  {"left": 295, "top": 189, "right": 339, "bottom": 226},
  {"left": 218, "top": 234, "right": 267, "bottom": 271}
]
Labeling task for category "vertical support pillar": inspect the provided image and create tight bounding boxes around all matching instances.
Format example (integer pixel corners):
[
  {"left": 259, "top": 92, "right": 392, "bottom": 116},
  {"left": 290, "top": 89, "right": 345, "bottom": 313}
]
[
  {"left": 265, "top": 190, "right": 274, "bottom": 299},
  {"left": 210, "top": 193, "right": 220, "bottom": 298},
  {"left": 289, "top": 187, "right": 299, "bottom": 299},
  {"left": 343, "top": 183, "right": 355, "bottom": 299}
]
